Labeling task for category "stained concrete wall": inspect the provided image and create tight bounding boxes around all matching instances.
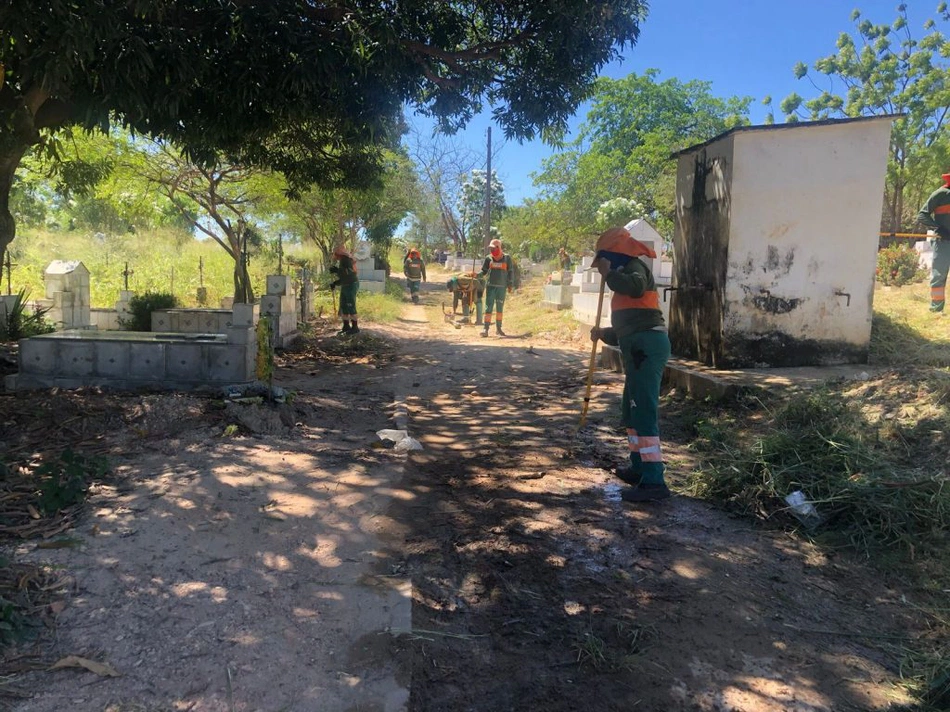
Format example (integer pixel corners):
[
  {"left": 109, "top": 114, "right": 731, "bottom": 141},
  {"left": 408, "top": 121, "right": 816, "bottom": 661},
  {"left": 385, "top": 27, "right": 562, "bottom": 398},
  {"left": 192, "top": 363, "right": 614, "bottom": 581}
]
[
  {"left": 671, "top": 117, "right": 893, "bottom": 368},
  {"left": 7, "top": 328, "right": 257, "bottom": 391},
  {"left": 670, "top": 138, "right": 736, "bottom": 369}
]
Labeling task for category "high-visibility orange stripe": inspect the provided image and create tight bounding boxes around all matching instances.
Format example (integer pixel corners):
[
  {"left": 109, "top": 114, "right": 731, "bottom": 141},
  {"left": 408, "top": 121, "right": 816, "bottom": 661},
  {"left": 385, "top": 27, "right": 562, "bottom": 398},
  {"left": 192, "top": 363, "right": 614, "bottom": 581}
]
[
  {"left": 638, "top": 436, "right": 663, "bottom": 463},
  {"left": 626, "top": 428, "right": 640, "bottom": 452},
  {"left": 612, "top": 290, "right": 660, "bottom": 311},
  {"left": 934, "top": 205, "right": 950, "bottom": 215},
  {"left": 495, "top": 310, "right": 503, "bottom": 319},
  {"left": 490, "top": 262, "right": 509, "bottom": 270},
  {"left": 933, "top": 287, "right": 946, "bottom": 299}
]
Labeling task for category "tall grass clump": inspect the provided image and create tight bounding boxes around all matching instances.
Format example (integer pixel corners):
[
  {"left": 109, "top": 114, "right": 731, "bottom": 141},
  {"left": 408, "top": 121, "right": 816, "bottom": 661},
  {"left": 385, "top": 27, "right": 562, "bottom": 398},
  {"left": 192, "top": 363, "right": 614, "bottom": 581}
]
[{"left": 686, "top": 389, "right": 949, "bottom": 559}]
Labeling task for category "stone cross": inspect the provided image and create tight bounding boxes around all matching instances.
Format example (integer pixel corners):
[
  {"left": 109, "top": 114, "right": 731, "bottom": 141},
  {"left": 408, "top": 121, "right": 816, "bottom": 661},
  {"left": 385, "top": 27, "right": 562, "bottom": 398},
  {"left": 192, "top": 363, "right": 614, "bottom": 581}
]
[
  {"left": 122, "top": 261, "right": 134, "bottom": 290},
  {"left": 277, "top": 233, "right": 284, "bottom": 275}
]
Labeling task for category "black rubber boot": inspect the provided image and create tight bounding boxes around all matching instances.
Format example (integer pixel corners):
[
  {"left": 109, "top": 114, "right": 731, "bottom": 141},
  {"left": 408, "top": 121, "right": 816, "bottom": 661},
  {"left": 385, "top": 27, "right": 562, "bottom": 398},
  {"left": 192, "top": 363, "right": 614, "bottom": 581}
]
[{"left": 621, "top": 483, "right": 672, "bottom": 502}]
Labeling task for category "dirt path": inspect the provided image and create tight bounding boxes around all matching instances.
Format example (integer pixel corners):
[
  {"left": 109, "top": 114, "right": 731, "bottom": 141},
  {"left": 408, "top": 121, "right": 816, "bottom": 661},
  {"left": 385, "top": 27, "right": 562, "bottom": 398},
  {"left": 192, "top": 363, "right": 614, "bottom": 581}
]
[{"left": 5, "top": 279, "right": 917, "bottom": 711}]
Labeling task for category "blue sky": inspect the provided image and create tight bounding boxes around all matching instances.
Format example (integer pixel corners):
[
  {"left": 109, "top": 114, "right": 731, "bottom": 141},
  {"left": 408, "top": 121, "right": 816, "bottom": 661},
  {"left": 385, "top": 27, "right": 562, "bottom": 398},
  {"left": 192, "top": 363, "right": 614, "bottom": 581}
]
[{"left": 410, "top": 1, "right": 936, "bottom": 205}]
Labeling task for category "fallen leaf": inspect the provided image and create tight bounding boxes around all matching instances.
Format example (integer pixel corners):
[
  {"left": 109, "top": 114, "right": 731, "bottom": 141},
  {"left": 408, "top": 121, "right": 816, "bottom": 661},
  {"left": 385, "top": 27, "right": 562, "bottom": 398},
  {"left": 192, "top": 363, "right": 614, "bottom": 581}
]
[
  {"left": 50, "top": 655, "right": 120, "bottom": 677},
  {"left": 49, "top": 601, "right": 67, "bottom": 615},
  {"left": 27, "top": 504, "right": 41, "bottom": 520}
]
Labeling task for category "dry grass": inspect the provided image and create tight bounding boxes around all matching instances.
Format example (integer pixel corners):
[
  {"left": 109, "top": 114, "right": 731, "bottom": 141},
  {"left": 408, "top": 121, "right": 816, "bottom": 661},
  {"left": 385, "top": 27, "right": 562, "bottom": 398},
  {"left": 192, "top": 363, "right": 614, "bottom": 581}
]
[{"left": 870, "top": 282, "right": 950, "bottom": 367}]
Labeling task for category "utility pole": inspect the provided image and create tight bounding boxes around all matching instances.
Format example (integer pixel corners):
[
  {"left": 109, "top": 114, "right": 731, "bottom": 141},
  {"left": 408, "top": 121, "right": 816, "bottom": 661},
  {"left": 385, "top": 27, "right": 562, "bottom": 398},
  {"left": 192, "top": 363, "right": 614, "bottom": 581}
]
[{"left": 484, "top": 126, "right": 492, "bottom": 250}]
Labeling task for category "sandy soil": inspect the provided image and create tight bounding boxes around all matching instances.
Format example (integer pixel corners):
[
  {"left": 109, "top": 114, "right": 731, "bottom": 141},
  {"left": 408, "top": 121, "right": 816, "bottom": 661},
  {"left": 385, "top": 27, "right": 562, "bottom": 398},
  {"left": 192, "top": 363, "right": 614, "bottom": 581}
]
[{"left": 0, "top": 277, "right": 922, "bottom": 712}]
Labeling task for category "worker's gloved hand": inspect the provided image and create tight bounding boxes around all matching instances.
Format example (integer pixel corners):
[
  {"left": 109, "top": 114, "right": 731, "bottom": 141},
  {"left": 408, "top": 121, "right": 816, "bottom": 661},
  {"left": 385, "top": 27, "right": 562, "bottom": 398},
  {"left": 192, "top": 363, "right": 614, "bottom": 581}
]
[
  {"left": 329, "top": 280, "right": 340, "bottom": 289},
  {"left": 329, "top": 265, "right": 340, "bottom": 274},
  {"left": 937, "top": 226, "right": 950, "bottom": 240},
  {"left": 590, "top": 327, "right": 603, "bottom": 343}
]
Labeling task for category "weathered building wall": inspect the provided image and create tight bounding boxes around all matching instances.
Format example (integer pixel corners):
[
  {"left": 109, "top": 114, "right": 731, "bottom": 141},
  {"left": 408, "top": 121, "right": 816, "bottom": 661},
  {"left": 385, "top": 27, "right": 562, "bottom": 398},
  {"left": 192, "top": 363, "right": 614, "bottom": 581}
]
[
  {"left": 669, "top": 135, "right": 734, "bottom": 366},
  {"left": 722, "top": 120, "right": 891, "bottom": 366},
  {"left": 671, "top": 116, "right": 893, "bottom": 368}
]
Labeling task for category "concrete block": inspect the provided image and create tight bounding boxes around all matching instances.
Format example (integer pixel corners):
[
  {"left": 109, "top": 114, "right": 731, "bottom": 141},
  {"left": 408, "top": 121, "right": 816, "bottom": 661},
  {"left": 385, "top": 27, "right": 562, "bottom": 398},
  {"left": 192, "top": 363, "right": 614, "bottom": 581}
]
[
  {"left": 260, "top": 295, "right": 281, "bottom": 315},
  {"left": 226, "top": 326, "right": 255, "bottom": 345},
  {"left": 207, "top": 345, "right": 248, "bottom": 382},
  {"left": 95, "top": 342, "right": 130, "bottom": 377},
  {"left": 59, "top": 342, "right": 95, "bottom": 377},
  {"left": 19, "top": 339, "right": 58, "bottom": 374},
  {"left": 359, "top": 280, "right": 386, "bottom": 294},
  {"left": 4, "top": 374, "right": 17, "bottom": 390},
  {"left": 152, "top": 311, "right": 171, "bottom": 331},
  {"left": 266, "top": 275, "right": 293, "bottom": 296},
  {"left": 166, "top": 343, "right": 206, "bottom": 380},
  {"left": 231, "top": 303, "right": 258, "bottom": 327},
  {"left": 179, "top": 313, "right": 198, "bottom": 332},
  {"left": 130, "top": 343, "right": 166, "bottom": 378}
]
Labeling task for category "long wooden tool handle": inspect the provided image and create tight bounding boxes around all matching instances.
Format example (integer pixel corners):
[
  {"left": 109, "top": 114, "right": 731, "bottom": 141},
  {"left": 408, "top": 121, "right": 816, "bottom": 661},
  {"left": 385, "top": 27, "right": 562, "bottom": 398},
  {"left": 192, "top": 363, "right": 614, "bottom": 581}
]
[{"left": 578, "top": 275, "right": 607, "bottom": 428}]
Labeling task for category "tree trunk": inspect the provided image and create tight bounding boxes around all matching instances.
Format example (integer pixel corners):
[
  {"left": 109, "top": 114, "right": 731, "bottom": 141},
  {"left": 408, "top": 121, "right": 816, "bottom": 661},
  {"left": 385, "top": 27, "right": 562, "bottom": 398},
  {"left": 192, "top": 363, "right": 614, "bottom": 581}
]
[
  {"left": 0, "top": 144, "right": 29, "bottom": 261},
  {"left": 233, "top": 256, "right": 254, "bottom": 304}
]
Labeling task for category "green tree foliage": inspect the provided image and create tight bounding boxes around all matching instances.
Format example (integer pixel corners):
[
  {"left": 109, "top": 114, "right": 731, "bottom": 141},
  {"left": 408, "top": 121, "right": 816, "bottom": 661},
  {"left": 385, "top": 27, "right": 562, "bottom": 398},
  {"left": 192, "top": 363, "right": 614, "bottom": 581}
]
[
  {"left": 458, "top": 170, "right": 506, "bottom": 252},
  {"left": 0, "top": 0, "right": 646, "bottom": 260},
  {"left": 533, "top": 70, "right": 750, "bottom": 243},
  {"left": 283, "top": 151, "right": 417, "bottom": 271},
  {"left": 775, "top": 4, "right": 950, "bottom": 231},
  {"left": 596, "top": 197, "right": 645, "bottom": 229},
  {"left": 130, "top": 141, "right": 275, "bottom": 303}
]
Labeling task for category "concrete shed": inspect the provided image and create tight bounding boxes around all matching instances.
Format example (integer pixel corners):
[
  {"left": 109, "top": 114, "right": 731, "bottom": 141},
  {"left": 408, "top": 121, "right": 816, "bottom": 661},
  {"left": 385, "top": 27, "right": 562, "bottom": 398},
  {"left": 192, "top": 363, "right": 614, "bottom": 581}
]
[{"left": 669, "top": 115, "right": 896, "bottom": 368}]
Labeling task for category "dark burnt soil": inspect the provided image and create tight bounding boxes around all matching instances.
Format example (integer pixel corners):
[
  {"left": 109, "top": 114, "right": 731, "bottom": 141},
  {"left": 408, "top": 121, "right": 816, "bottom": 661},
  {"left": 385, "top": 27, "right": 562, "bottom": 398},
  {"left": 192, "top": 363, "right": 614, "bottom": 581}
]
[{"left": 375, "top": 312, "right": 922, "bottom": 712}]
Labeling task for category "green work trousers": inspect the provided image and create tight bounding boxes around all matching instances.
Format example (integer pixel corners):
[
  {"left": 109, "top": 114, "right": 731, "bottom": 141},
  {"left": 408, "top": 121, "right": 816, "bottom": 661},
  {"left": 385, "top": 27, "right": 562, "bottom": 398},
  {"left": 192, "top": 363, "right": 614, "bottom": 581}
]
[
  {"left": 618, "top": 329, "right": 671, "bottom": 485},
  {"left": 339, "top": 282, "right": 359, "bottom": 319},
  {"left": 483, "top": 286, "right": 507, "bottom": 329},
  {"left": 931, "top": 238, "right": 949, "bottom": 312}
]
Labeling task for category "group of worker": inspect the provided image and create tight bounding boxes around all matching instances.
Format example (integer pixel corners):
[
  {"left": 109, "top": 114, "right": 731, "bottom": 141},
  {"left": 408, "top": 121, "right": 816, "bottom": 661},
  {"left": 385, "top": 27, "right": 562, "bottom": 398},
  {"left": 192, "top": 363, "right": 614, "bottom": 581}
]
[
  {"left": 403, "top": 239, "right": 521, "bottom": 337},
  {"left": 324, "top": 227, "right": 678, "bottom": 503}
]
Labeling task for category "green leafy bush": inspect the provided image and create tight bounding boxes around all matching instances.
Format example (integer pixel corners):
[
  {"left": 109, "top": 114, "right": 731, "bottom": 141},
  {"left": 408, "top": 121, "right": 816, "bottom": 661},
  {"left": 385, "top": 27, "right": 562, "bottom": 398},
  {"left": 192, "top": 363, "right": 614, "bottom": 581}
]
[
  {"left": 120, "top": 291, "right": 179, "bottom": 331},
  {"left": 876, "top": 244, "right": 924, "bottom": 286},
  {"left": 0, "top": 289, "right": 55, "bottom": 340},
  {"left": 36, "top": 449, "right": 109, "bottom": 514}
]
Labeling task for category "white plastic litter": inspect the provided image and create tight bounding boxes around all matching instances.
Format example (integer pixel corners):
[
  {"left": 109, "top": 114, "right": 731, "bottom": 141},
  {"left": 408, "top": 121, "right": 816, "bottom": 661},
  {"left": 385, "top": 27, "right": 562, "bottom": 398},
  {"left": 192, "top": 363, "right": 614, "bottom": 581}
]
[
  {"left": 784, "top": 490, "right": 821, "bottom": 529},
  {"left": 376, "top": 429, "right": 423, "bottom": 452}
]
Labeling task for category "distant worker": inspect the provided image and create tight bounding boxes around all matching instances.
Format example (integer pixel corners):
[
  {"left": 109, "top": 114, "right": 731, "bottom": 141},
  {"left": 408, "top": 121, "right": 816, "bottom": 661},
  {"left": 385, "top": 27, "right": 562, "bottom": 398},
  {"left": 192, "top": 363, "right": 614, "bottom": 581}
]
[
  {"left": 589, "top": 227, "right": 671, "bottom": 502},
  {"left": 446, "top": 272, "right": 485, "bottom": 324},
  {"left": 916, "top": 172, "right": 950, "bottom": 313},
  {"left": 403, "top": 248, "right": 427, "bottom": 304},
  {"left": 479, "top": 238, "right": 519, "bottom": 337},
  {"left": 329, "top": 245, "right": 360, "bottom": 335},
  {"left": 558, "top": 247, "right": 573, "bottom": 271}
]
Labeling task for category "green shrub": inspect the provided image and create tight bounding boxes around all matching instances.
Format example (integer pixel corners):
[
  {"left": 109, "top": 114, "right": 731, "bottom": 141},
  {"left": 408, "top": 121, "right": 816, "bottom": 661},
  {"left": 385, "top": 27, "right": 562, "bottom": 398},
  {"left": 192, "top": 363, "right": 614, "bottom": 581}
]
[
  {"left": 36, "top": 448, "right": 109, "bottom": 514},
  {"left": 120, "top": 291, "right": 179, "bottom": 331},
  {"left": 0, "top": 289, "right": 55, "bottom": 341},
  {"left": 876, "top": 244, "right": 925, "bottom": 286}
]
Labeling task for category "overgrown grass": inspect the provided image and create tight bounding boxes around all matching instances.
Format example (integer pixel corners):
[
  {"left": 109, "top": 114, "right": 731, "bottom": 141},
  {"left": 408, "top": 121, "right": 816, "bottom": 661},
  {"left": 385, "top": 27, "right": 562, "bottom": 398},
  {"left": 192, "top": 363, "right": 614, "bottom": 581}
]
[
  {"left": 871, "top": 282, "right": 950, "bottom": 367},
  {"left": 679, "top": 283, "right": 950, "bottom": 708},
  {"left": 8, "top": 227, "right": 314, "bottom": 308}
]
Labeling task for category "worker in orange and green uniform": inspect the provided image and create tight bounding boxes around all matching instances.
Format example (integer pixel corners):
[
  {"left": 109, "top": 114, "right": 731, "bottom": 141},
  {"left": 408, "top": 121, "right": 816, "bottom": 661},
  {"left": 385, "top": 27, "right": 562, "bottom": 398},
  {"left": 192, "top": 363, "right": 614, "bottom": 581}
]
[
  {"left": 916, "top": 172, "right": 950, "bottom": 313},
  {"left": 446, "top": 272, "right": 484, "bottom": 324},
  {"left": 589, "top": 227, "right": 671, "bottom": 502},
  {"left": 403, "top": 248, "right": 427, "bottom": 304},
  {"left": 329, "top": 245, "right": 360, "bottom": 335},
  {"left": 479, "top": 238, "right": 519, "bottom": 337}
]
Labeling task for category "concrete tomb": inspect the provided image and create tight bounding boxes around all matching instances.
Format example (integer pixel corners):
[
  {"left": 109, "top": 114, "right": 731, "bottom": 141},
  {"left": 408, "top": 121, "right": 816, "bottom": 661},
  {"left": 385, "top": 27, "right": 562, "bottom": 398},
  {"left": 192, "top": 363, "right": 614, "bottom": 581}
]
[
  {"left": 669, "top": 116, "right": 895, "bottom": 368},
  {"left": 38, "top": 260, "right": 91, "bottom": 330}
]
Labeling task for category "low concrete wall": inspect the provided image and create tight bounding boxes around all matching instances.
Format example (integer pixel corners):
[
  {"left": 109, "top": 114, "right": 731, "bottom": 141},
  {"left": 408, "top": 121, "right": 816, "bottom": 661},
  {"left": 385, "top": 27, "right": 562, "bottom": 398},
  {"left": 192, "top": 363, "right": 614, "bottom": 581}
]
[
  {"left": 6, "top": 328, "right": 257, "bottom": 392},
  {"left": 90, "top": 308, "right": 121, "bottom": 331}
]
